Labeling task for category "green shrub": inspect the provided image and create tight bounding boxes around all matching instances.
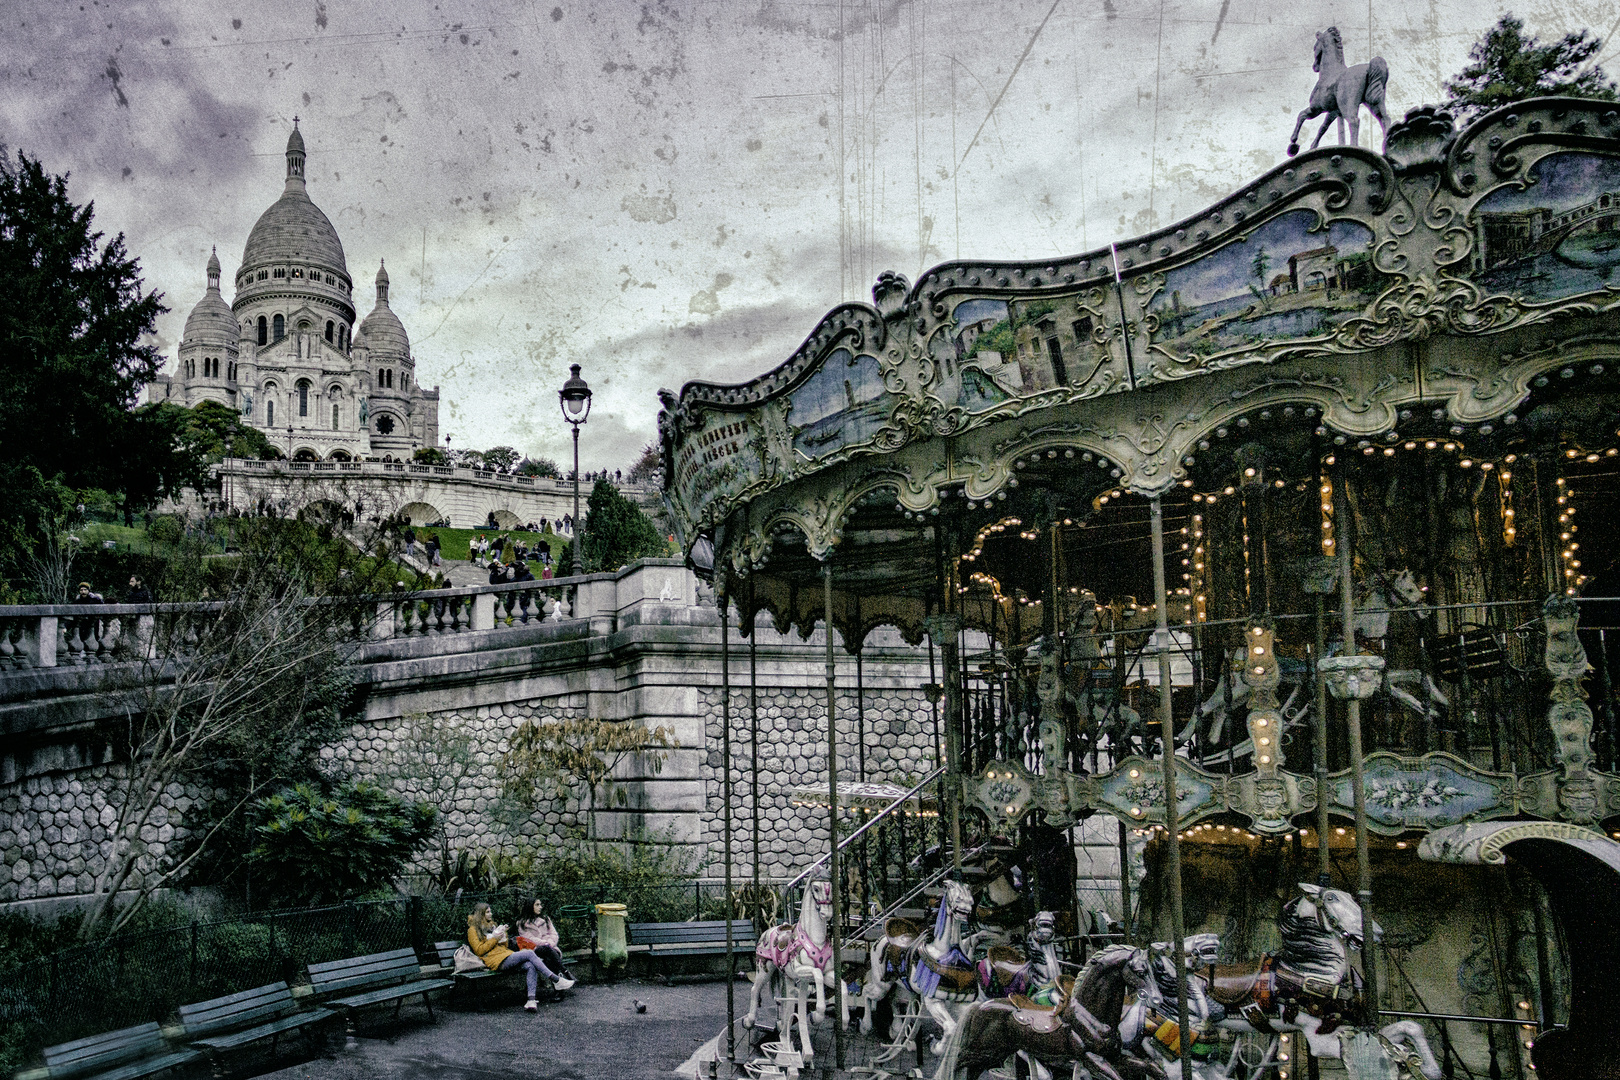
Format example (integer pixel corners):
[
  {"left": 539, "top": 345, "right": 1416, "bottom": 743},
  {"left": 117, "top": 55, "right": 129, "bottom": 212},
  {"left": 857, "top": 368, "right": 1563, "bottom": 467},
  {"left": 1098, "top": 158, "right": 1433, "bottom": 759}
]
[
  {"left": 247, "top": 782, "right": 435, "bottom": 908},
  {"left": 147, "top": 514, "right": 184, "bottom": 544}
]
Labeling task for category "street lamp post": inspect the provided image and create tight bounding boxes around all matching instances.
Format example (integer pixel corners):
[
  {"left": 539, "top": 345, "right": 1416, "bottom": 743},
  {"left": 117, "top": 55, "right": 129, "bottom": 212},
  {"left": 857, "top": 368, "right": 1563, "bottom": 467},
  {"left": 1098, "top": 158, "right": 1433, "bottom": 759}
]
[{"left": 558, "top": 364, "right": 592, "bottom": 573}]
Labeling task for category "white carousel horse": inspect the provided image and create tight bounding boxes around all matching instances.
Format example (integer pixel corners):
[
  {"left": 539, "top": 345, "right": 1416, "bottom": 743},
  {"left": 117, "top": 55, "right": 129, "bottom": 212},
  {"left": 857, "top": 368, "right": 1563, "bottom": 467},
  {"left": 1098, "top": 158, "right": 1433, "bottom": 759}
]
[
  {"left": 1287, "top": 26, "right": 1391, "bottom": 157},
  {"left": 1207, "top": 884, "right": 1442, "bottom": 1080},
  {"left": 743, "top": 880, "right": 845, "bottom": 1063},
  {"left": 866, "top": 879, "right": 985, "bottom": 1058},
  {"left": 1187, "top": 569, "right": 1448, "bottom": 760}
]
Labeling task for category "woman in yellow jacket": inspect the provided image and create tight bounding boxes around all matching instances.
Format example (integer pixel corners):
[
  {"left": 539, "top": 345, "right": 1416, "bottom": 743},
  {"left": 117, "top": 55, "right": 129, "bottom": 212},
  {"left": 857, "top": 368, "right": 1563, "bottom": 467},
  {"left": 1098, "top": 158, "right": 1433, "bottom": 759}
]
[{"left": 467, "top": 901, "right": 571, "bottom": 1010}]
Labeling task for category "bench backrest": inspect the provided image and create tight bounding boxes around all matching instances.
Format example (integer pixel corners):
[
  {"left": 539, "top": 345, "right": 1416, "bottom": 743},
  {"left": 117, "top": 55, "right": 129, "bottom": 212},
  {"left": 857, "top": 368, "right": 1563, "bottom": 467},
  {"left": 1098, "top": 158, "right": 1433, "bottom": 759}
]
[
  {"left": 178, "top": 981, "right": 299, "bottom": 1038},
  {"left": 306, "top": 947, "right": 423, "bottom": 997},
  {"left": 428, "top": 941, "right": 459, "bottom": 968},
  {"left": 43, "top": 1022, "right": 168, "bottom": 1079},
  {"left": 627, "top": 920, "right": 756, "bottom": 945}
]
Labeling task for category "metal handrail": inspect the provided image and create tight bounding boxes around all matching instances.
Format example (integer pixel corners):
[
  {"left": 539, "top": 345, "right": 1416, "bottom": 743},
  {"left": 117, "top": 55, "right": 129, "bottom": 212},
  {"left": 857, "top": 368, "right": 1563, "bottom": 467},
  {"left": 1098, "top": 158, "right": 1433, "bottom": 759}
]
[{"left": 781, "top": 764, "right": 946, "bottom": 895}]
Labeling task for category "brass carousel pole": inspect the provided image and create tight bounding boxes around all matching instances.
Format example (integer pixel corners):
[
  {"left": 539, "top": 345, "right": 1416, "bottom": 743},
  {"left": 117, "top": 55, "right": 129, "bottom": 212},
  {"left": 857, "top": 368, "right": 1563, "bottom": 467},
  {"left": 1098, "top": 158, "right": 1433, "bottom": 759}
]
[
  {"left": 720, "top": 568, "right": 735, "bottom": 1066},
  {"left": 1333, "top": 469, "right": 1380, "bottom": 1023},
  {"left": 823, "top": 559, "right": 846, "bottom": 1069},
  {"left": 1151, "top": 496, "right": 1192, "bottom": 1080}
]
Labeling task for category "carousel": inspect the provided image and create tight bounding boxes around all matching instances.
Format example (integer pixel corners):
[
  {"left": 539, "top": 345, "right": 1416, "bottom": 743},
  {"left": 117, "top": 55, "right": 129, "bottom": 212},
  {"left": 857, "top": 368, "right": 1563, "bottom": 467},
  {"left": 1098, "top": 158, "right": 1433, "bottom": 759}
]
[{"left": 660, "top": 62, "right": 1620, "bottom": 1080}]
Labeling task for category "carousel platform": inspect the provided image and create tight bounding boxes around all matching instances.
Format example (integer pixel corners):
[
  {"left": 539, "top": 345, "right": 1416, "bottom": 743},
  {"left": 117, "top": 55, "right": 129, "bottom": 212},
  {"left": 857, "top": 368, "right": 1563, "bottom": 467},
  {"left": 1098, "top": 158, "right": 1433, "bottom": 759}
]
[{"left": 694, "top": 1006, "right": 946, "bottom": 1080}]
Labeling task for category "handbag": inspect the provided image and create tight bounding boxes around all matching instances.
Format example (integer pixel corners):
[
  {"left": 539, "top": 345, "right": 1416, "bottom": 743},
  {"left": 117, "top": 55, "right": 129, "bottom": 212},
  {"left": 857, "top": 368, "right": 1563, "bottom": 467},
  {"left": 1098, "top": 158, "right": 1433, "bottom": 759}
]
[{"left": 453, "top": 944, "right": 486, "bottom": 974}]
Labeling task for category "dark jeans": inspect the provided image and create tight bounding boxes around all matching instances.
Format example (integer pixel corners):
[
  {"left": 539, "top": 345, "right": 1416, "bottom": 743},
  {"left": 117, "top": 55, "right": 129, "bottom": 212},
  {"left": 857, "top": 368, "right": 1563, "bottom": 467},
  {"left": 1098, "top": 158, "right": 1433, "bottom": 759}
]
[{"left": 533, "top": 943, "right": 568, "bottom": 975}]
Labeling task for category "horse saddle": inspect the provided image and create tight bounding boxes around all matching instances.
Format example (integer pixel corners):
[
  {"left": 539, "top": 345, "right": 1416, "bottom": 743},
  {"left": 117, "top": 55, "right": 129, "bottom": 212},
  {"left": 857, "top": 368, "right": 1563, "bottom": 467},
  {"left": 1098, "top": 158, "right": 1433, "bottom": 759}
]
[
  {"left": 1207, "top": 956, "right": 1271, "bottom": 1007},
  {"left": 880, "top": 918, "right": 921, "bottom": 980},
  {"left": 919, "top": 948, "right": 979, "bottom": 995},
  {"left": 982, "top": 945, "right": 1029, "bottom": 993}
]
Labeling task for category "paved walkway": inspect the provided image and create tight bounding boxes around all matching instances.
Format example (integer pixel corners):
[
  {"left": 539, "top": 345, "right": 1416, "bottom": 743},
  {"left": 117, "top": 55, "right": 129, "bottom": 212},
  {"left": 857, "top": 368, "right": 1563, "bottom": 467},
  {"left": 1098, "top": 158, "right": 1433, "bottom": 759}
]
[{"left": 258, "top": 980, "right": 727, "bottom": 1080}]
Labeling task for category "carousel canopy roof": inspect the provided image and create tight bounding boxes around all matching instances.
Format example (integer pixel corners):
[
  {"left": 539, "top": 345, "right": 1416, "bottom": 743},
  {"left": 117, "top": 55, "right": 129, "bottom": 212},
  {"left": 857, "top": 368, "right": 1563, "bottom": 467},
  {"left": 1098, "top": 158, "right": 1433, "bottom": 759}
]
[{"left": 661, "top": 99, "right": 1620, "bottom": 646}]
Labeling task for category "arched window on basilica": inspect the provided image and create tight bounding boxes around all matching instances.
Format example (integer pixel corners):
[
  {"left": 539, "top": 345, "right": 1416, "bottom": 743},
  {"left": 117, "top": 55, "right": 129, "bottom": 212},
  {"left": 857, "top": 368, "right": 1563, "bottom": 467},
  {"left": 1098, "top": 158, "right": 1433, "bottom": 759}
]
[
  {"left": 325, "top": 320, "right": 334, "bottom": 343},
  {"left": 272, "top": 314, "right": 284, "bottom": 341},
  {"left": 266, "top": 399, "right": 275, "bottom": 426},
  {"left": 331, "top": 404, "right": 340, "bottom": 429},
  {"left": 257, "top": 316, "right": 268, "bottom": 346},
  {"left": 297, "top": 379, "right": 310, "bottom": 417}
]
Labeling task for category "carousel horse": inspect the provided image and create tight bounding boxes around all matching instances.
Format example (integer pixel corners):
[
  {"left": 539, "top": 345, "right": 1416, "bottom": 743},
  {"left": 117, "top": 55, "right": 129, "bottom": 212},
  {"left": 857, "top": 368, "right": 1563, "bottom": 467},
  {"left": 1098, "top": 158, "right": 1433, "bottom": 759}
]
[
  {"left": 1206, "top": 885, "right": 1442, "bottom": 1080},
  {"left": 899, "top": 880, "right": 983, "bottom": 1056},
  {"left": 743, "top": 880, "right": 845, "bottom": 1064},
  {"left": 1286, "top": 26, "right": 1391, "bottom": 157},
  {"left": 952, "top": 989, "right": 1145, "bottom": 1080},
  {"left": 978, "top": 911, "right": 1067, "bottom": 1003},
  {"left": 860, "top": 914, "right": 923, "bottom": 1037},
  {"left": 1061, "top": 591, "right": 1150, "bottom": 753},
  {"left": 1187, "top": 569, "right": 1447, "bottom": 760}
]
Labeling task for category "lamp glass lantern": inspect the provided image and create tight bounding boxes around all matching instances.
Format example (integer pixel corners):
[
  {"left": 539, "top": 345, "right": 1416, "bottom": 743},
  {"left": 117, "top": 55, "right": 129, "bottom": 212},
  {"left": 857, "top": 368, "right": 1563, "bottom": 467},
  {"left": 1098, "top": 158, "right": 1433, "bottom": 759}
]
[{"left": 558, "top": 364, "right": 593, "bottom": 571}]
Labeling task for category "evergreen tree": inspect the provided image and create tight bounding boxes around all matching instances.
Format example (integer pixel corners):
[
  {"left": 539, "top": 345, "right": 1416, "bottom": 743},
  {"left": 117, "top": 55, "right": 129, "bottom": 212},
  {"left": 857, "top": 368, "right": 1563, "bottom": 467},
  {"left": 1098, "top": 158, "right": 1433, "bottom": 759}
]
[
  {"left": 1444, "top": 15, "right": 1617, "bottom": 119},
  {"left": 0, "top": 152, "right": 191, "bottom": 531},
  {"left": 581, "top": 478, "right": 669, "bottom": 572}
]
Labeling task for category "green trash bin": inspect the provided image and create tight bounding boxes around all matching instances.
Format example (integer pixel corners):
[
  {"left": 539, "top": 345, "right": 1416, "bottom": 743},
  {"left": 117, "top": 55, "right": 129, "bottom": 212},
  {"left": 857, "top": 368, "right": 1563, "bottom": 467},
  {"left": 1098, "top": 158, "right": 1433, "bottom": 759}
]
[{"left": 595, "top": 902, "right": 628, "bottom": 975}]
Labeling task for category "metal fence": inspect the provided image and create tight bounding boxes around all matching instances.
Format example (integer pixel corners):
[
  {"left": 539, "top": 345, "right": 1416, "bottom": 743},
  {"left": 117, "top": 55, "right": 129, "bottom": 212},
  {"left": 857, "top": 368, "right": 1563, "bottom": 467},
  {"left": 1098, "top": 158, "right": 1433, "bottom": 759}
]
[{"left": 0, "top": 882, "right": 735, "bottom": 1072}]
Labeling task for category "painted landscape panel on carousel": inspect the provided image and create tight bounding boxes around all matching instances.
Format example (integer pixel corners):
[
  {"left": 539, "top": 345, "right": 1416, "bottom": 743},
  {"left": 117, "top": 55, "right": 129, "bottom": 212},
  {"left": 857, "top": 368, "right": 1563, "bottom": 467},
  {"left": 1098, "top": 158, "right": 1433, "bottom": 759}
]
[
  {"left": 1471, "top": 152, "right": 1620, "bottom": 302},
  {"left": 787, "top": 347, "right": 889, "bottom": 460},
  {"left": 1148, "top": 209, "right": 1384, "bottom": 361},
  {"left": 935, "top": 295, "right": 1115, "bottom": 413}
]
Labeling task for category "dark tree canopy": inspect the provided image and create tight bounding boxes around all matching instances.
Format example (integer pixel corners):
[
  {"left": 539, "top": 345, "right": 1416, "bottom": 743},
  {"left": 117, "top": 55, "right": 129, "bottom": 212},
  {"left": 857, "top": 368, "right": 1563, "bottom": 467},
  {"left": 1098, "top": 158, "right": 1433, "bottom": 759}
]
[
  {"left": 180, "top": 399, "right": 279, "bottom": 462},
  {"left": 1444, "top": 14, "right": 1618, "bottom": 119},
  {"left": 581, "top": 479, "right": 669, "bottom": 571},
  {"left": 518, "top": 455, "right": 560, "bottom": 478},
  {"left": 0, "top": 152, "right": 191, "bottom": 528}
]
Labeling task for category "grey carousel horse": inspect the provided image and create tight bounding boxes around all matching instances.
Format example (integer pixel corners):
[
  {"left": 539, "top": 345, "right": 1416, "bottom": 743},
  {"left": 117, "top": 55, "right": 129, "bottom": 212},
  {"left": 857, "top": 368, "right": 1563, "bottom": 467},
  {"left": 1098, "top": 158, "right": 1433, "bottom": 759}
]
[
  {"left": 1287, "top": 26, "right": 1391, "bottom": 157},
  {"left": 1207, "top": 885, "right": 1442, "bottom": 1080},
  {"left": 1186, "top": 569, "right": 1447, "bottom": 763}
]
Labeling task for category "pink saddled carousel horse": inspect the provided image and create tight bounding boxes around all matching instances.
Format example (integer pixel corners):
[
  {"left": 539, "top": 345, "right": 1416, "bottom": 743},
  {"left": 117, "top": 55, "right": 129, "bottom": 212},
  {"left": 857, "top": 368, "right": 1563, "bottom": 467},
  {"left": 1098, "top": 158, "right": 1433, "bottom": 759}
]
[{"left": 743, "top": 880, "right": 846, "bottom": 1064}]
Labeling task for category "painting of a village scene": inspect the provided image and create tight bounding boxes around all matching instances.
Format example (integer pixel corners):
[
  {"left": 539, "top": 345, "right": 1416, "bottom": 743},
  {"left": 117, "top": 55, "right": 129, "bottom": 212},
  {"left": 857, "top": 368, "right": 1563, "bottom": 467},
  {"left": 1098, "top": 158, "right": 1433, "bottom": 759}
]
[
  {"left": 934, "top": 294, "right": 1115, "bottom": 413},
  {"left": 1471, "top": 152, "right": 1620, "bottom": 301},
  {"left": 786, "top": 346, "right": 890, "bottom": 460},
  {"left": 1147, "top": 208, "right": 1385, "bottom": 362}
]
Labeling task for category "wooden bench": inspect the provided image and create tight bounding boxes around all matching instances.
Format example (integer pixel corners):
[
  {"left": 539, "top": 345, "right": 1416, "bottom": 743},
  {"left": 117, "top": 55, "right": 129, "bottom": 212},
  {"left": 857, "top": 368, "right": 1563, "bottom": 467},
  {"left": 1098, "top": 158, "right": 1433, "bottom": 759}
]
[
  {"left": 626, "top": 920, "right": 757, "bottom": 970},
  {"left": 178, "top": 981, "right": 336, "bottom": 1076},
  {"left": 306, "top": 947, "right": 450, "bottom": 1044},
  {"left": 41, "top": 1022, "right": 200, "bottom": 1080}
]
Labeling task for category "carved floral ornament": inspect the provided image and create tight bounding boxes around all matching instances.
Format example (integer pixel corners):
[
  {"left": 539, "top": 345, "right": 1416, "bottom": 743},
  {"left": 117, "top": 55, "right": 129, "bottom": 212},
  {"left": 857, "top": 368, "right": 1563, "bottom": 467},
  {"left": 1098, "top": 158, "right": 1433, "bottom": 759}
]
[
  {"left": 662, "top": 98, "right": 1620, "bottom": 561},
  {"left": 956, "top": 747, "right": 1620, "bottom": 836}
]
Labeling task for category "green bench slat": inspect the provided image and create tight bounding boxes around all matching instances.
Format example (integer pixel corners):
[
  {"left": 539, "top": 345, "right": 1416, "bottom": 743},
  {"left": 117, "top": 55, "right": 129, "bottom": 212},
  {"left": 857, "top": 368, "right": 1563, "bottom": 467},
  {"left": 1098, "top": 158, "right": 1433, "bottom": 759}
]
[
  {"left": 321, "top": 980, "right": 449, "bottom": 1012},
  {"left": 42, "top": 1023, "right": 203, "bottom": 1080},
  {"left": 55, "top": 1049, "right": 203, "bottom": 1080},
  {"left": 187, "top": 1011, "right": 334, "bottom": 1052},
  {"left": 178, "top": 982, "right": 299, "bottom": 1036}
]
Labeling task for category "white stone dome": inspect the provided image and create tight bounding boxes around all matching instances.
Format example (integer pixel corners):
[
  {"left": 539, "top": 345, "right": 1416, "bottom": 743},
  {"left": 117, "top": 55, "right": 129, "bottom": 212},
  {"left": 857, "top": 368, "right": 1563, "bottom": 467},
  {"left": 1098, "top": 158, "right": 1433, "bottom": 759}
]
[
  {"left": 183, "top": 248, "right": 237, "bottom": 343},
  {"left": 356, "top": 261, "right": 410, "bottom": 356},
  {"left": 239, "top": 127, "right": 347, "bottom": 276}
]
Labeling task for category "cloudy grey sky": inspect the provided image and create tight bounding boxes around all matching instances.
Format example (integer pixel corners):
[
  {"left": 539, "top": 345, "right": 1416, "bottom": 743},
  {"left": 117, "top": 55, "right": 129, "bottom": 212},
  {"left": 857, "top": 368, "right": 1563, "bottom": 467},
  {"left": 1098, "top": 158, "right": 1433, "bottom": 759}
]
[{"left": 4, "top": 0, "right": 1616, "bottom": 471}]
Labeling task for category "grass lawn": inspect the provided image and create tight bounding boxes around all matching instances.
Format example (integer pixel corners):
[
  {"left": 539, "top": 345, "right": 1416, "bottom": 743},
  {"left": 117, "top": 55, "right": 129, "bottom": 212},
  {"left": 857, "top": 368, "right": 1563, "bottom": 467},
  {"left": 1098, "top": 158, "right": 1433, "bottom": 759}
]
[{"left": 408, "top": 525, "right": 568, "bottom": 564}]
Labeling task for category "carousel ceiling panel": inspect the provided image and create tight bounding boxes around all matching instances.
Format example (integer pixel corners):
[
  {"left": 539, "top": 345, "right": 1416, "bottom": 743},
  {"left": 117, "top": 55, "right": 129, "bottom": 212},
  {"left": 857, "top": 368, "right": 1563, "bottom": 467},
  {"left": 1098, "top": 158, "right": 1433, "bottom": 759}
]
[{"left": 663, "top": 98, "right": 1620, "bottom": 568}]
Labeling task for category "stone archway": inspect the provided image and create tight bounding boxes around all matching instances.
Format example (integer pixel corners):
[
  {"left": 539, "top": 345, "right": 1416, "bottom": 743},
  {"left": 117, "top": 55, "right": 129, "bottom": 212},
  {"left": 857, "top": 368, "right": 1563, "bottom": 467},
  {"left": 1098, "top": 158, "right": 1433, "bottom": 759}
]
[
  {"left": 399, "top": 501, "right": 446, "bottom": 527},
  {"left": 292, "top": 448, "right": 319, "bottom": 462},
  {"left": 1422, "top": 822, "right": 1620, "bottom": 1079},
  {"left": 486, "top": 509, "right": 522, "bottom": 530}
]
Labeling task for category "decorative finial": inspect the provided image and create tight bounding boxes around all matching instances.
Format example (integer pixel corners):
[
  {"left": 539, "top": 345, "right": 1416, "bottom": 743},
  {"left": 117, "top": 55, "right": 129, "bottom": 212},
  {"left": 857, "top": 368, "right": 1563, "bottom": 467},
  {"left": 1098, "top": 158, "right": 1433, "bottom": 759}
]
[{"left": 376, "top": 259, "right": 389, "bottom": 302}]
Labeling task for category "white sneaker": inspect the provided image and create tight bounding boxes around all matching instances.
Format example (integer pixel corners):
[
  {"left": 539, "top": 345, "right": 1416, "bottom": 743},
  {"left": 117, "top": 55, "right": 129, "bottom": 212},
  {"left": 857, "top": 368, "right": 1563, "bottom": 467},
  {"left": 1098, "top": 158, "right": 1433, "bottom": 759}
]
[
  {"left": 524, "top": 999, "right": 538, "bottom": 1012},
  {"left": 554, "top": 976, "right": 576, "bottom": 991}
]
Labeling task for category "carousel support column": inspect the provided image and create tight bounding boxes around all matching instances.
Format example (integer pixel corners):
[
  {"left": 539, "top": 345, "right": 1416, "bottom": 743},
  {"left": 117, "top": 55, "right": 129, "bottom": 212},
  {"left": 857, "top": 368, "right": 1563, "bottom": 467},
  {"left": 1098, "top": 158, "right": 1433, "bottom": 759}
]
[
  {"left": 1333, "top": 471, "right": 1380, "bottom": 1025},
  {"left": 857, "top": 596, "right": 867, "bottom": 781},
  {"left": 1150, "top": 497, "right": 1192, "bottom": 1080},
  {"left": 1312, "top": 592, "right": 1332, "bottom": 887},
  {"left": 750, "top": 579, "right": 761, "bottom": 924},
  {"left": 944, "top": 620, "right": 965, "bottom": 876},
  {"left": 720, "top": 569, "right": 735, "bottom": 1067},
  {"left": 822, "top": 559, "right": 846, "bottom": 1070},
  {"left": 1118, "top": 821, "right": 1132, "bottom": 945}
]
